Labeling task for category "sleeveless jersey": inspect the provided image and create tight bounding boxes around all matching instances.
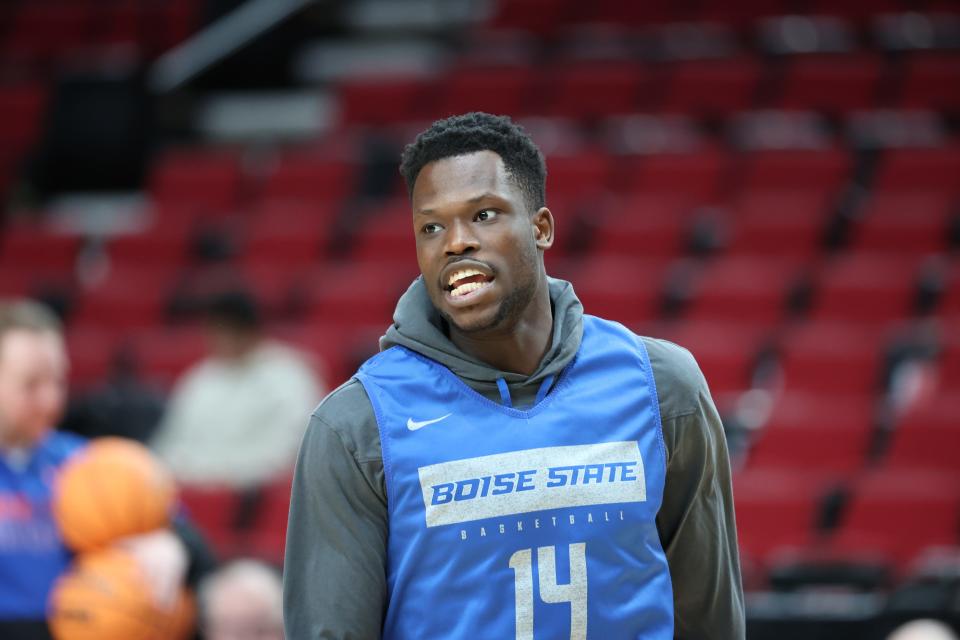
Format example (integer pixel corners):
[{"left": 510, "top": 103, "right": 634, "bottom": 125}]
[
  {"left": 356, "top": 315, "right": 674, "bottom": 639},
  {"left": 0, "top": 430, "right": 85, "bottom": 619}
]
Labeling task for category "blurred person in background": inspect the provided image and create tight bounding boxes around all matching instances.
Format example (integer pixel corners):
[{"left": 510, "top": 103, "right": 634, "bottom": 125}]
[
  {"left": 0, "top": 299, "right": 203, "bottom": 639},
  {"left": 888, "top": 619, "right": 959, "bottom": 640},
  {"left": 152, "top": 289, "right": 324, "bottom": 489},
  {"left": 200, "top": 558, "right": 284, "bottom": 640},
  {"left": 284, "top": 113, "right": 743, "bottom": 639}
]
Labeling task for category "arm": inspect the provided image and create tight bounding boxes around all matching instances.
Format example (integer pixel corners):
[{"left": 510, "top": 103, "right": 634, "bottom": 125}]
[
  {"left": 283, "top": 381, "right": 388, "bottom": 640},
  {"left": 645, "top": 338, "right": 745, "bottom": 640}
]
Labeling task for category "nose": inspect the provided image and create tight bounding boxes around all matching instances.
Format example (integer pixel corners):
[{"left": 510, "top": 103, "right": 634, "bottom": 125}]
[{"left": 444, "top": 218, "right": 479, "bottom": 256}]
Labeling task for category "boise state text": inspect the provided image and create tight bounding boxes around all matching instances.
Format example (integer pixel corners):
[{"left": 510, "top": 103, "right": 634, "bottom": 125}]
[{"left": 430, "top": 461, "right": 640, "bottom": 506}]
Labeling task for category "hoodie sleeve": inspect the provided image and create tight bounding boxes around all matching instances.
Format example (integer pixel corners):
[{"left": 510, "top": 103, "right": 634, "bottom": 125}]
[
  {"left": 643, "top": 337, "right": 746, "bottom": 640},
  {"left": 283, "top": 380, "right": 388, "bottom": 640}
]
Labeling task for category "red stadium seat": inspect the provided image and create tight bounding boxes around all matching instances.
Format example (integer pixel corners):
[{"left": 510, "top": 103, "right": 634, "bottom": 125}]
[
  {"left": 0, "top": 83, "right": 47, "bottom": 157},
  {"left": 619, "top": 147, "right": 728, "bottom": 202},
  {"left": 245, "top": 474, "right": 294, "bottom": 564},
  {"left": 437, "top": 65, "right": 536, "bottom": 118},
  {"left": 131, "top": 327, "right": 207, "bottom": 388},
  {"left": 825, "top": 469, "right": 960, "bottom": 571},
  {"left": 725, "top": 190, "right": 831, "bottom": 259},
  {"left": 660, "top": 58, "right": 762, "bottom": 117},
  {"left": 545, "top": 150, "right": 614, "bottom": 200},
  {"left": 894, "top": 392, "right": 960, "bottom": 433},
  {"left": 259, "top": 153, "right": 359, "bottom": 206},
  {"left": 178, "top": 486, "right": 242, "bottom": 554},
  {"left": 149, "top": 148, "right": 243, "bottom": 214},
  {"left": 657, "top": 320, "right": 766, "bottom": 395},
  {"left": 349, "top": 201, "right": 416, "bottom": 264},
  {"left": 884, "top": 421, "right": 960, "bottom": 475},
  {"left": 579, "top": 0, "right": 685, "bottom": 25},
  {"left": 849, "top": 191, "right": 953, "bottom": 256},
  {"left": 808, "top": 0, "right": 903, "bottom": 23},
  {"left": 777, "top": 321, "right": 884, "bottom": 395},
  {"left": 763, "top": 392, "right": 874, "bottom": 433},
  {"left": 305, "top": 261, "right": 418, "bottom": 328},
  {"left": 776, "top": 54, "right": 884, "bottom": 115},
  {"left": 3, "top": 3, "right": 91, "bottom": 62},
  {"left": 65, "top": 326, "right": 116, "bottom": 390},
  {"left": 242, "top": 205, "right": 331, "bottom": 271},
  {"left": 941, "top": 330, "right": 960, "bottom": 390},
  {"left": 699, "top": 0, "right": 793, "bottom": 27},
  {"left": 572, "top": 257, "right": 666, "bottom": 328},
  {"left": 0, "top": 265, "right": 73, "bottom": 299},
  {"left": 740, "top": 147, "right": 852, "bottom": 195},
  {"left": 0, "top": 226, "right": 81, "bottom": 272},
  {"left": 872, "top": 145, "right": 960, "bottom": 195},
  {"left": 279, "top": 321, "right": 383, "bottom": 387},
  {"left": 589, "top": 199, "right": 689, "bottom": 260},
  {"left": 733, "top": 469, "right": 835, "bottom": 566},
  {"left": 538, "top": 61, "right": 648, "bottom": 119},
  {"left": 71, "top": 267, "right": 174, "bottom": 330},
  {"left": 337, "top": 77, "right": 433, "bottom": 126},
  {"left": 684, "top": 257, "right": 805, "bottom": 328},
  {"left": 810, "top": 253, "right": 921, "bottom": 327},
  {"left": 488, "top": 0, "right": 571, "bottom": 35},
  {"left": 746, "top": 419, "right": 872, "bottom": 475},
  {"left": 108, "top": 228, "right": 192, "bottom": 269},
  {"left": 898, "top": 53, "right": 960, "bottom": 113}
]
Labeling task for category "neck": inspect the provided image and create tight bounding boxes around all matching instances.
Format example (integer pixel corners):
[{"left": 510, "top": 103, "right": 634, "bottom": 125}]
[{"left": 449, "top": 281, "right": 553, "bottom": 376}]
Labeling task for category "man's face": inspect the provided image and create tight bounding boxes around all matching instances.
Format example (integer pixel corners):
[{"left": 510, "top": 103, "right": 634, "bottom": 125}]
[
  {"left": 0, "top": 329, "right": 68, "bottom": 447},
  {"left": 204, "top": 582, "right": 284, "bottom": 640},
  {"left": 412, "top": 150, "right": 553, "bottom": 335}
]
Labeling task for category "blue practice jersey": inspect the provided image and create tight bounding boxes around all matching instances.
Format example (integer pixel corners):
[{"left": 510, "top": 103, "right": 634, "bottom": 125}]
[
  {"left": 0, "top": 430, "right": 86, "bottom": 620},
  {"left": 356, "top": 315, "right": 674, "bottom": 639}
]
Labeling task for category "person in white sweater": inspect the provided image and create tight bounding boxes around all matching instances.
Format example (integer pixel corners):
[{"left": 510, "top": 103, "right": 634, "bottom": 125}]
[{"left": 153, "top": 290, "right": 323, "bottom": 489}]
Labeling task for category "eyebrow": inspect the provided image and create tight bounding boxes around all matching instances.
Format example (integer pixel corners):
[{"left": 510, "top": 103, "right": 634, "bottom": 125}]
[{"left": 415, "top": 192, "right": 500, "bottom": 217}]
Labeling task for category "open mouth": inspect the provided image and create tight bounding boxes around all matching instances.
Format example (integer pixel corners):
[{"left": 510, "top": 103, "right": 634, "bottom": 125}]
[{"left": 444, "top": 268, "right": 495, "bottom": 298}]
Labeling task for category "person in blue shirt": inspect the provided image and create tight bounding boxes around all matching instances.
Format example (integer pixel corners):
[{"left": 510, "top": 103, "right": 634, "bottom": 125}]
[
  {"left": 284, "top": 112, "right": 744, "bottom": 639},
  {"left": 0, "top": 299, "right": 198, "bottom": 639}
]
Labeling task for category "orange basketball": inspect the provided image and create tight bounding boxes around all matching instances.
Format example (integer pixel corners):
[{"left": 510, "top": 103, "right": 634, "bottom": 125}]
[
  {"left": 52, "top": 437, "right": 177, "bottom": 552},
  {"left": 48, "top": 548, "right": 196, "bottom": 640}
]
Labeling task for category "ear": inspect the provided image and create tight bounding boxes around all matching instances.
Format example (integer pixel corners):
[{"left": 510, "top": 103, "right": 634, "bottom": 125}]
[{"left": 532, "top": 207, "right": 554, "bottom": 250}]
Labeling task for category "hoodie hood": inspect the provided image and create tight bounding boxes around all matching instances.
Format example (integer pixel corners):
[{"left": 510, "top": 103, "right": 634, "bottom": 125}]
[{"left": 381, "top": 276, "right": 584, "bottom": 405}]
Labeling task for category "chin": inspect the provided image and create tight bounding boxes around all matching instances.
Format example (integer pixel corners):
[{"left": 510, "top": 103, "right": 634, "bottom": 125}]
[{"left": 443, "top": 304, "right": 507, "bottom": 335}]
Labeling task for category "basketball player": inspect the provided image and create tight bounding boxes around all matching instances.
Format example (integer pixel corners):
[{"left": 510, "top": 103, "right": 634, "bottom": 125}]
[
  {"left": 0, "top": 300, "right": 200, "bottom": 639},
  {"left": 284, "top": 113, "right": 744, "bottom": 638}
]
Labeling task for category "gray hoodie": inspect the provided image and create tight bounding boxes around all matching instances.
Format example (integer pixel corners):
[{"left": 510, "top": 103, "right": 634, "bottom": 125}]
[{"left": 284, "top": 277, "right": 745, "bottom": 639}]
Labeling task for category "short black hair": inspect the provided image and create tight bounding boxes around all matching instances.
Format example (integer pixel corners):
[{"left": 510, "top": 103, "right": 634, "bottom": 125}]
[
  {"left": 399, "top": 112, "right": 546, "bottom": 212},
  {"left": 205, "top": 290, "right": 261, "bottom": 332}
]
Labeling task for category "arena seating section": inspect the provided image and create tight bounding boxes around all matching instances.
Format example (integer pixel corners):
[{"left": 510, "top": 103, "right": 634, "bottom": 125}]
[{"left": 1, "top": 0, "right": 958, "bottom": 614}]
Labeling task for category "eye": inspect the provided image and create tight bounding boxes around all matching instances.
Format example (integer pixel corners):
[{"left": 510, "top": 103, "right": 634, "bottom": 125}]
[
  {"left": 421, "top": 222, "right": 443, "bottom": 235},
  {"left": 475, "top": 209, "right": 498, "bottom": 222}
]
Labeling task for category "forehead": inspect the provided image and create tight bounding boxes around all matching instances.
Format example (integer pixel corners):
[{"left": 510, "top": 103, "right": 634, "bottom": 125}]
[
  {"left": 0, "top": 329, "right": 64, "bottom": 373},
  {"left": 412, "top": 150, "right": 521, "bottom": 213}
]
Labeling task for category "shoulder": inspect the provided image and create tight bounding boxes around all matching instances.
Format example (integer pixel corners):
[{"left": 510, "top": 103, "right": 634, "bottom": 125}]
[
  {"left": 639, "top": 336, "right": 709, "bottom": 422},
  {"left": 41, "top": 430, "right": 88, "bottom": 465},
  {"left": 308, "top": 378, "right": 381, "bottom": 464}
]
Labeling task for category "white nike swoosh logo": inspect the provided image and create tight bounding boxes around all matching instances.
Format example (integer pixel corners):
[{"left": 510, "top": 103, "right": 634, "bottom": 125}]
[{"left": 407, "top": 413, "right": 452, "bottom": 431}]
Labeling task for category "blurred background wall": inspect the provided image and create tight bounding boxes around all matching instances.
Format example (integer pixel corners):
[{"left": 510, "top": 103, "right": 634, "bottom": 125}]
[{"left": 0, "top": 1, "right": 958, "bottom": 637}]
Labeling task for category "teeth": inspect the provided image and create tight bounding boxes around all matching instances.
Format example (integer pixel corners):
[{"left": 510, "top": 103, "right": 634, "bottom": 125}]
[
  {"left": 450, "top": 281, "right": 488, "bottom": 297},
  {"left": 447, "top": 268, "right": 484, "bottom": 288}
]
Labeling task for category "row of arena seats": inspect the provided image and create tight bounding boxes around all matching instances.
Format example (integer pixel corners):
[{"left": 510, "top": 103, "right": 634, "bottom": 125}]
[
  {"left": 0, "top": 0, "right": 196, "bottom": 64},
  {"left": 338, "top": 53, "right": 960, "bottom": 125},
  {"left": 4, "top": 247, "right": 957, "bottom": 390},
  {"left": 5, "top": 142, "right": 959, "bottom": 276},
  {"left": 140, "top": 143, "right": 960, "bottom": 210},
  {"left": 489, "top": 0, "right": 960, "bottom": 29}
]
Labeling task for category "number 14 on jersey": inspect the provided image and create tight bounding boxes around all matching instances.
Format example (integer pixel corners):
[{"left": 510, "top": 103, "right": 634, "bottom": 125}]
[{"left": 508, "top": 543, "right": 588, "bottom": 640}]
